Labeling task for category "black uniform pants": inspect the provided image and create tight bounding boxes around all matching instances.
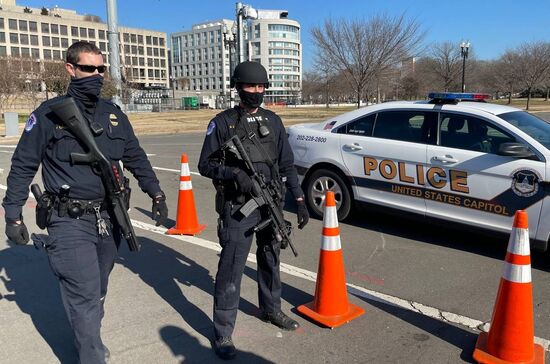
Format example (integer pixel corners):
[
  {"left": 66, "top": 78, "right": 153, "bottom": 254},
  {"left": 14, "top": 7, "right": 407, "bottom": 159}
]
[
  {"left": 45, "top": 211, "right": 119, "bottom": 364},
  {"left": 214, "top": 202, "right": 282, "bottom": 339}
]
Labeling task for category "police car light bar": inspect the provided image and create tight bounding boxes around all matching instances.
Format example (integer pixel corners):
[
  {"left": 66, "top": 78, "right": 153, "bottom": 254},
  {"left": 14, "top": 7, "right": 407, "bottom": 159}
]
[{"left": 428, "top": 92, "right": 491, "bottom": 103}]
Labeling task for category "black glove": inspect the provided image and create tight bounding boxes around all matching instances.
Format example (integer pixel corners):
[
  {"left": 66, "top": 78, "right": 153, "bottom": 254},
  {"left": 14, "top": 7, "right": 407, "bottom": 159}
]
[
  {"left": 152, "top": 191, "right": 168, "bottom": 227},
  {"left": 5, "top": 219, "right": 30, "bottom": 245},
  {"left": 296, "top": 199, "right": 309, "bottom": 229},
  {"left": 233, "top": 168, "right": 253, "bottom": 194}
]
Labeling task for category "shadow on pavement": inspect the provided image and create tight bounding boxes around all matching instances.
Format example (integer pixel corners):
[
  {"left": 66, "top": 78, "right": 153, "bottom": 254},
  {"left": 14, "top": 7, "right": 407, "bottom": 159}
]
[
  {"left": 354, "top": 293, "right": 477, "bottom": 363},
  {"left": 0, "top": 241, "right": 77, "bottom": 363},
  {"left": 117, "top": 236, "right": 215, "bottom": 342},
  {"left": 160, "top": 325, "right": 276, "bottom": 364}
]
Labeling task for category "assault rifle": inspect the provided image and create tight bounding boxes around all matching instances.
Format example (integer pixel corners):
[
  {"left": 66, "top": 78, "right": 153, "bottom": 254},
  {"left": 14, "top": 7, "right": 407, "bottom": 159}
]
[
  {"left": 222, "top": 135, "right": 298, "bottom": 257},
  {"left": 49, "top": 97, "right": 140, "bottom": 252}
]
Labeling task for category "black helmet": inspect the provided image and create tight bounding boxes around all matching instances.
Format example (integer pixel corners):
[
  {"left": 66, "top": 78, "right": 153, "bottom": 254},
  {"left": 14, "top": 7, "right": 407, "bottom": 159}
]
[{"left": 230, "top": 61, "right": 269, "bottom": 89}]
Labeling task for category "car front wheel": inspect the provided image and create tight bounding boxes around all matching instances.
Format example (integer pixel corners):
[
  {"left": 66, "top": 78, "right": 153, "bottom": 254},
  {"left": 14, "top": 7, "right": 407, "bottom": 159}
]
[{"left": 305, "top": 168, "right": 352, "bottom": 220}]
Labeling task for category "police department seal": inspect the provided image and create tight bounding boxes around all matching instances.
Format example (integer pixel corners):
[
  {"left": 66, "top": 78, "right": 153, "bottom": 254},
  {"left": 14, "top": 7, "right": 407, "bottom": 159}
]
[{"left": 511, "top": 168, "right": 540, "bottom": 197}]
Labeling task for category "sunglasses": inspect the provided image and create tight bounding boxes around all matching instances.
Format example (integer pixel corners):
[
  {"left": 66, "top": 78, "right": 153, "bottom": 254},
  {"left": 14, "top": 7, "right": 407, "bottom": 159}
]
[{"left": 71, "top": 63, "right": 107, "bottom": 73}]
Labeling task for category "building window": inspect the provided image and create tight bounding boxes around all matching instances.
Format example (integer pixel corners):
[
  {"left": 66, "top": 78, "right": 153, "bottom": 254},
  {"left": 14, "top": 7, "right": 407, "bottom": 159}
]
[
  {"left": 30, "top": 35, "right": 38, "bottom": 46},
  {"left": 9, "top": 19, "right": 18, "bottom": 30},
  {"left": 61, "top": 38, "right": 69, "bottom": 48},
  {"left": 41, "top": 22, "right": 49, "bottom": 33},
  {"left": 160, "top": 48, "right": 165, "bottom": 57},
  {"left": 88, "top": 29, "right": 95, "bottom": 38},
  {"left": 31, "top": 48, "right": 39, "bottom": 58},
  {"left": 153, "top": 48, "right": 159, "bottom": 57},
  {"left": 138, "top": 46, "right": 144, "bottom": 55},
  {"left": 79, "top": 27, "right": 86, "bottom": 37},
  {"left": 138, "top": 35, "right": 143, "bottom": 43},
  {"left": 71, "top": 26, "right": 78, "bottom": 37},
  {"left": 53, "top": 49, "right": 61, "bottom": 60},
  {"left": 159, "top": 38, "right": 164, "bottom": 46},
  {"left": 51, "top": 24, "right": 58, "bottom": 34},
  {"left": 0, "top": 32, "right": 5, "bottom": 43},
  {"left": 18, "top": 20, "right": 28, "bottom": 32},
  {"left": 123, "top": 33, "right": 129, "bottom": 42},
  {"left": 21, "top": 47, "right": 30, "bottom": 58},
  {"left": 153, "top": 36, "right": 158, "bottom": 46},
  {"left": 42, "top": 36, "right": 50, "bottom": 47},
  {"left": 131, "top": 45, "right": 137, "bottom": 54},
  {"left": 99, "top": 42, "right": 106, "bottom": 51},
  {"left": 11, "top": 46, "right": 20, "bottom": 57},
  {"left": 10, "top": 33, "right": 18, "bottom": 44},
  {"left": 60, "top": 25, "right": 68, "bottom": 35},
  {"left": 146, "top": 35, "right": 151, "bottom": 45},
  {"left": 20, "top": 34, "right": 29, "bottom": 45},
  {"left": 52, "top": 37, "right": 60, "bottom": 47},
  {"left": 148, "top": 69, "right": 153, "bottom": 78},
  {"left": 139, "top": 57, "right": 144, "bottom": 66},
  {"left": 147, "top": 47, "right": 152, "bottom": 56},
  {"left": 29, "top": 21, "right": 37, "bottom": 32},
  {"left": 0, "top": 46, "right": 7, "bottom": 56},
  {"left": 99, "top": 30, "right": 105, "bottom": 39},
  {"left": 130, "top": 34, "right": 137, "bottom": 43},
  {"left": 0, "top": 18, "right": 4, "bottom": 29}
]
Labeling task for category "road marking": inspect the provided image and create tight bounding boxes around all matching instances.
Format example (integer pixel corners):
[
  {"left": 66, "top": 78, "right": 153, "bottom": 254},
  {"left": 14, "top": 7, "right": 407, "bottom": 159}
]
[
  {"left": 1, "top": 180, "right": 547, "bottom": 352},
  {"left": 0, "top": 145, "right": 17, "bottom": 148},
  {"left": 0, "top": 151, "right": 14, "bottom": 154},
  {"left": 146, "top": 153, "right": 156, "bottom": 157},
  {"left": 131, "top": 218, "right": 550, "bottom": 352},
  {"left": 153, "top": 166, "right": 202, "bottom": 177}
]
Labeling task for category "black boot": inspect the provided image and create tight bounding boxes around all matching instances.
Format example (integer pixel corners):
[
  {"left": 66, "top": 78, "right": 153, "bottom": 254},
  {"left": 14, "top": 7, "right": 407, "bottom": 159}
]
[
  {"left": 214, "top": 336, "right": 237, "bottom": 360},
  {"left": 261, "top": 311, "right": 300, "bottom": 331}
]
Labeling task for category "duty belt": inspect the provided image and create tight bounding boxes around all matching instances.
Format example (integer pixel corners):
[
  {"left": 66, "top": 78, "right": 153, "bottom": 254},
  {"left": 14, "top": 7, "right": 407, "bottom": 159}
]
[{"left": 56, "top": 197, "right": 107, "bottom": 219}]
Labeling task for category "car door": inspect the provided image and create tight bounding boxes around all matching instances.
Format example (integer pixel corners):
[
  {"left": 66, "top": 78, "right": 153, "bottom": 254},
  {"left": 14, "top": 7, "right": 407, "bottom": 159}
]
[
  {"left": 339, "top": 109, "right": 436, "bottom": 215},
  {"left": 425, "top": 112, "right": 545, "bottom": 235}
]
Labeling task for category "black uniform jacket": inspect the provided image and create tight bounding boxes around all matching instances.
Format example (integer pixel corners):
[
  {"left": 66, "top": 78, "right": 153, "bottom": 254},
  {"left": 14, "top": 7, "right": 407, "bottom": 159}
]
[
  {"left": 2, "top": 96, "right": 161, "bottom": 220},
  {"left": 197, "top": 106, "right": 303, "bottom": 200}
]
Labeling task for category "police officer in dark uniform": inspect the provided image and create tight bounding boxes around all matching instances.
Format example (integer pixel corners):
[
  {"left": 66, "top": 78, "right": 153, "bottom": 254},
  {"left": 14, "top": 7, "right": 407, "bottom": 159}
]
[
  {"left": 198, "top": 61, "right": 309, "bottom": 360},
  {"left": 2, "top": 41, "right": 168, "bottom": 364}
]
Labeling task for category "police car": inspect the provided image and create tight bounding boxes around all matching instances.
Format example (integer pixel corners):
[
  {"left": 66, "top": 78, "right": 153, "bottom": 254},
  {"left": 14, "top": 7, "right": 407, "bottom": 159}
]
[{"left": 288, "top": 92, "right": 550, "bottom": 251}]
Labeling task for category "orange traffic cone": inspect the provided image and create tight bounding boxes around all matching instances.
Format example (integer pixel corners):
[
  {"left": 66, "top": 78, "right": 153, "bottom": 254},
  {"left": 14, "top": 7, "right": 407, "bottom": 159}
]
[
  {"left": 473, "top": 210, "right": 544, "bottom": 364},
  {"left": 166, "top": 154, "right": 206, "bottom": 236},
  {"left": 296, "top": 191, "right": 364, "bottom": 328}
]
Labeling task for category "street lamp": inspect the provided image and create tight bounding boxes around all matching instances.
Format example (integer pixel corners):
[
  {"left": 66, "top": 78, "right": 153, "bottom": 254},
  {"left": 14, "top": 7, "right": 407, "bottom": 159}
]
[
  {"left": 170, "top": 75, "right": 177, "bottom": 109},
  {"left": 460, "top": 41, "right": 470, "bottom": 93},
  {"left": 223, "top": 24, "right": 237, "bottom": 108}
]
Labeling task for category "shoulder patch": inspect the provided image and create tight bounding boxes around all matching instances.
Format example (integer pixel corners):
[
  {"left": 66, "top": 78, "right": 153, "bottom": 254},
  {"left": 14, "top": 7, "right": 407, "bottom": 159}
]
[
  {"left": 206, "top": 121, "right": 216, "bottom": 136},
  {"left": 24, "top": 113, "right": 37, "bottom": 132}
]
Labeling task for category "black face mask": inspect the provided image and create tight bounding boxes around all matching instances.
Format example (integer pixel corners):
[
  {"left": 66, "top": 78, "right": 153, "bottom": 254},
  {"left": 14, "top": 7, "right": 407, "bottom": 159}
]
[
  {"left": 238, "top": 89, "right": 264, "bottom": 108},
  {"left": 67, "top": 74, "right": 104, "bottom": 102}
]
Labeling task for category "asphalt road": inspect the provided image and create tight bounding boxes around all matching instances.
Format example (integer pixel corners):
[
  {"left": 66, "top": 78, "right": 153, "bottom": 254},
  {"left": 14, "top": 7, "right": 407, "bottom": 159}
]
[{"left": 0, "top": 116, "right": 549, "bottom": 363}]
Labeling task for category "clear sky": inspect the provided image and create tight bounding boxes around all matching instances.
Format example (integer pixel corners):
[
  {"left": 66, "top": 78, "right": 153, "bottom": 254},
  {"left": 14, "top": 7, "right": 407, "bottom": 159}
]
[{"left": 16, "top": 0, "right": 550, "bottom": 71}]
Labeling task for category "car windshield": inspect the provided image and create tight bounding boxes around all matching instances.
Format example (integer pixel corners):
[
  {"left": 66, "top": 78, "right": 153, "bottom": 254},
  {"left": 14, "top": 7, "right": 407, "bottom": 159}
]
[{"left": 499, "top": 111, "right": 550, "bottom": 150}]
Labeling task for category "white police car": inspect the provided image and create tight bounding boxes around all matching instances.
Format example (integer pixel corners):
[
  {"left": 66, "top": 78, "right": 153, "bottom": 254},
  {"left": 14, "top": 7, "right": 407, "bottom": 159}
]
[{"left": 288, "top": 93, "right": 550, "bottom": 251}]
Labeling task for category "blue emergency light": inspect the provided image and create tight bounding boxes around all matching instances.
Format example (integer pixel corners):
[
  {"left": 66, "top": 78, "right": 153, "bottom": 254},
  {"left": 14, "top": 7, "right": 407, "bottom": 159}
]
[{"left": 428, "top": 92, "right": 491, "bottom": 102}]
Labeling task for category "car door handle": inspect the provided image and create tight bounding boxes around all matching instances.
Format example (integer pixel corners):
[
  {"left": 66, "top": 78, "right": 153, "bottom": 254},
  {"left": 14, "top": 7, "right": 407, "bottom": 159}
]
[
  {"left": 432, "top": 155, "right": 458, "bottom": 163},
  {"left": 344, "top": 143, "right": 363, "bottom": 151}
]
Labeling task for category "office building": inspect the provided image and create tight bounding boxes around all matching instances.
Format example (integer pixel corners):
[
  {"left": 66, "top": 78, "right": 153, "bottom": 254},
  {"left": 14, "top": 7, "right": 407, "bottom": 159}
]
[
  {"left": 170, "top": 8, "right": 302, "bottom": 105},
  {"left": 0, "top": 0, "right": 169, "bottom": 88}
]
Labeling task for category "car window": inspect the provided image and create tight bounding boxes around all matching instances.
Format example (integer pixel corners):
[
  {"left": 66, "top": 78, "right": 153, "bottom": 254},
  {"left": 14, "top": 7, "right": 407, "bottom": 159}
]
[
  {"left": 372, "top": 111, "right": 434, "bottom": 143},
  {"left": 440, "top": 113, "right": 516, "bottom": 154},
  {"left": 337, "top": 114, "right": 375, "bottom": 136},
  {"left": 499, "top": 111, "right": 550, "bottom": 151}
]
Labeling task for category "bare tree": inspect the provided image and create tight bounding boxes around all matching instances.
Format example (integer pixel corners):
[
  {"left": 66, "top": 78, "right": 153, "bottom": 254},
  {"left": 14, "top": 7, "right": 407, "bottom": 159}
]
[
  {"left": 514, "top": 42, "right": 550, "bottom": 109},
  {"left": 311, "top": 13, "right": 424, "bottom": 108},
  {"left": 0, "top": 58, "right": 25, "bottom": 112},
  {"left": 42, "top": 61, "right": 69, "bottom": 98},
  {"left": 312, "top": 52, "right": 339, "bottom": 107},
  {"left": 425, "top": 42, "right": 462, "bottom": 91}
]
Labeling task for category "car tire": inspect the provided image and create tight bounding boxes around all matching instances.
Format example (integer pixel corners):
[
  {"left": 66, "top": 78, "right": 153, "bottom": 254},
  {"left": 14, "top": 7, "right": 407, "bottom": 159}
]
[{"left": 305, "top": 168, "right": 352, "bottom": 220}]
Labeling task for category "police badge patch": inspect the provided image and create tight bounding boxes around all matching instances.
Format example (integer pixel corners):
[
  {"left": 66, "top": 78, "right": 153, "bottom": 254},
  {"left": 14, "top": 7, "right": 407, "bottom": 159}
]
[
  {"left": 206, "top": 121, "right": 216, "bottom": 135},
  {"left": 24, "top": 113, "right": 37, "bottom": 132},
  {"left": 511, "top": 168, "right": 541, "bottom": 197},
  {"left": 109, "top": 113, "right": 119, "bottom": 126}
]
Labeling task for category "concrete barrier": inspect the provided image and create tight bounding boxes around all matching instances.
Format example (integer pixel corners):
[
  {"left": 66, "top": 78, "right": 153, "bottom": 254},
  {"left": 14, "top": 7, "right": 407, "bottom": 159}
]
[{"left": 4, "top": 112, "right": 19, "bottom": 137}]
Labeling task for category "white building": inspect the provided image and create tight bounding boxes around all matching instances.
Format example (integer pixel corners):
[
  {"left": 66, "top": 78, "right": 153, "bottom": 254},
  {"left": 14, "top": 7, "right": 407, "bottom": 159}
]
[{"left": 170, "top": 7, "right": 302, "bottom": 106}]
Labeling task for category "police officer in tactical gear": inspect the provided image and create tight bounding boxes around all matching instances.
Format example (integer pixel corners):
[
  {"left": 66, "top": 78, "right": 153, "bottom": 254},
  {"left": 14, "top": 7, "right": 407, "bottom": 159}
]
[
  {"left": 2, "top": 41, "right": 168, "bottom": 364},
  {"left": 198, "top": 61, "right": 309, "bottom": 360}
]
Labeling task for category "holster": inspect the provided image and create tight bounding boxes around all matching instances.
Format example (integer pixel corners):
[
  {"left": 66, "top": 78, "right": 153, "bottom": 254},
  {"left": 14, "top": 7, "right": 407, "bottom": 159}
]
[{"left": 35, "top": 192, "right": 54, "bottom": 229}]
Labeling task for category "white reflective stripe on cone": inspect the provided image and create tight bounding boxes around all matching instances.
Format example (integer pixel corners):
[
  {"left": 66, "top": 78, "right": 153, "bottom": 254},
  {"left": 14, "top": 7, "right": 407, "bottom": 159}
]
[
  {"left": 321, "top": 235, "right": 341, "bottom": 251},
  {"left": 323, "top": 206, "right": 338, "bottom": 228},
  {"left": 179, "top": 181, "right": 192, "bottom": 191},
  {"left": 507, "top": 228, "right": 530, "bottom": 255},
  {"left": 180, "top": 164, "right": 190, "bottom": 177},
  {"left": 502, "top": 262, "right": 532, "bottom": 283}
]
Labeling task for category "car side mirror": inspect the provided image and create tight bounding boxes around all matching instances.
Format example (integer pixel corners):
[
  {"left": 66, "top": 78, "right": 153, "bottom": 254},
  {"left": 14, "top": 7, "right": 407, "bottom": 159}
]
[{"left": 497, "top": 142, "right": 537, "bottom": 160}]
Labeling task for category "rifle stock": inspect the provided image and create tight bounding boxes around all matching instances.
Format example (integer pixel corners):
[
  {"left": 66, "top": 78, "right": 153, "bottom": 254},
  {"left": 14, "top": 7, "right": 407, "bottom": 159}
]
[
  {"left": 49, "top": 97, "right": 140, "bottom": 252},
  {"left": 223, "top": 135, "right": 298, "bottom": 257}
]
